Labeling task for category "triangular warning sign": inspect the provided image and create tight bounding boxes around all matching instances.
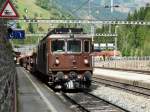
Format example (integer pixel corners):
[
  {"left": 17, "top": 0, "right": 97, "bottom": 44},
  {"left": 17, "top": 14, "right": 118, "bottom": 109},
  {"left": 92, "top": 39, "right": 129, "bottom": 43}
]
[{"left": 0, "top": 0, "right": 19, "bottom": 18}]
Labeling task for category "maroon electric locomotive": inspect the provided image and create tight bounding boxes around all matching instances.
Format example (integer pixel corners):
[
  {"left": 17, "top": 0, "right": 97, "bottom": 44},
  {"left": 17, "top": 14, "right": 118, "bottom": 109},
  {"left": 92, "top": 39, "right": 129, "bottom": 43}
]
[{"left": 36, "top": 28, "right": 93, "bottom": 89}]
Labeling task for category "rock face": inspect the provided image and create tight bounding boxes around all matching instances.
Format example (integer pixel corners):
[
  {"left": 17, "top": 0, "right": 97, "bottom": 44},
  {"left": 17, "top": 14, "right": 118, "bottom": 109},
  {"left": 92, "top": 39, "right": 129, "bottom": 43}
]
[{"left": 0, "top": 22, "right": 17, "bottom": 112}]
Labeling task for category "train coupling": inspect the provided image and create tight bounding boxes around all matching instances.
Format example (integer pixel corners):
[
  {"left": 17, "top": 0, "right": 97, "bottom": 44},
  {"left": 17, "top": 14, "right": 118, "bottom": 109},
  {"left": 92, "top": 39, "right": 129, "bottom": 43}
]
[{"left": 65, "top": 80, "right": 74, "bottom": 89}]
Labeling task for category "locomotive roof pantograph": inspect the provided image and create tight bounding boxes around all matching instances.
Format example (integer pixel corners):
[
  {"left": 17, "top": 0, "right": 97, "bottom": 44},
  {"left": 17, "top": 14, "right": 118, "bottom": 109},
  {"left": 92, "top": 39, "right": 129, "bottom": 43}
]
[
  {"left": 48, "top": 34, "right": 92, "bottom": 39},
  {"left": 47, "top": 28, "right": 84, "bottom": 35}
]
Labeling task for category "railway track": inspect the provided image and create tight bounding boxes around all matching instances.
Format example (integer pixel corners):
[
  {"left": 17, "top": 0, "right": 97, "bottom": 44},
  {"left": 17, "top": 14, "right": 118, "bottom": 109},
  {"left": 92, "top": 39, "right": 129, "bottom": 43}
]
[
  {"left": 62, "top": 92, "right": 129, "bottom": 112},
  {"left": 92, "top": 76, "right": 150, "bottom": 97}
]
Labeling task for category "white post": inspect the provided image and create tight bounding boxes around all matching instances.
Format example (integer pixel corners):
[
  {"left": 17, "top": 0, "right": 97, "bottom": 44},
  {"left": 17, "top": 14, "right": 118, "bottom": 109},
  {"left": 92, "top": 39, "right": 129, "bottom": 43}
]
[
  {"left": 88, "top": 0, "right": 91, "bottom": 20},
  {"left": 110, "top": 0, "right": 113, "bottom": 38},
  {"left": 91, "top": 25, "right": 95, "bottom": 43},
  {"left": 114, "top": 37, "right": 117, "bottom": 57},
  {"left": 109, "top": 24, "right": 111, "bottom": 33},
  {"left": 111, "top": 0, "right": 114, "bottom": 12},
  {"left": 88, "top": 0, "right": 95, "bottom": 43}
]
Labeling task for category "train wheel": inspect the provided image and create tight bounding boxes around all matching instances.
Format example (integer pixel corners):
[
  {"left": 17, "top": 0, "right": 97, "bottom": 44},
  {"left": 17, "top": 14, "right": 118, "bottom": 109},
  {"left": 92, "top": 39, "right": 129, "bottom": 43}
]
[
  {"left": 84, "top": 71, "right": 92, "bottom": 88},
  {"left": 55, "top": 72, "right": 64, "bottom": 89},
  {"left": 56, "top": 72, "right": 64, "bottom": 81}
]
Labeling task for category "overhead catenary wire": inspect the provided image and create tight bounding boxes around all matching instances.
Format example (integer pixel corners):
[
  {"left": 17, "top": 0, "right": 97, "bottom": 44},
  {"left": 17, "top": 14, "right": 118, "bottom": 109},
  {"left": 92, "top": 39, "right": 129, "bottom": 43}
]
[{"left": 72, "top": 0, "right": 89, "bottom": 14}]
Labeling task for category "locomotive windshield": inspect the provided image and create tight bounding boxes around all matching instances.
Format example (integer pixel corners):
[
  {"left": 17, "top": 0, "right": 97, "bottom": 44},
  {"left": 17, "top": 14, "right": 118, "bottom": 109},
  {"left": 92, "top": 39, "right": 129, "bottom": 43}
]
[
  {"left": 51, "top": 40, "right": 65, "bottom": 52},
  {"left": 67, "top": 40, "right": 81, "bottom": 52},
  {"left": 51, "top": 39, "right": 89, "bottom": 53}
]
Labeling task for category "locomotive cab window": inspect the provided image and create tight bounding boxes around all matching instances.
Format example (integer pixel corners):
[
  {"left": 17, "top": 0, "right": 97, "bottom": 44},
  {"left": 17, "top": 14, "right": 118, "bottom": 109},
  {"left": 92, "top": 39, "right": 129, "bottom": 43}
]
[
  {"left": 51, "top": 40, "right": 65, "bottom": 52},
  {"left": 84, "top": 40, "right": 90, "bottom": 52},
  {"left": 67, "top": 40, "right": 81, "bottom": 52}
]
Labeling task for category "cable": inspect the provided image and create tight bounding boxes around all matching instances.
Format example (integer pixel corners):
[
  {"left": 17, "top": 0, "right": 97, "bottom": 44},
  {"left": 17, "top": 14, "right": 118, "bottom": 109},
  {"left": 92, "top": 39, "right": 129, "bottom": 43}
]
[
  {"left": 72, "top": 0, "right": 89, "bottom": 13},
  {"left": 54, "top": 0, "right": 85, "bottom": 19}
]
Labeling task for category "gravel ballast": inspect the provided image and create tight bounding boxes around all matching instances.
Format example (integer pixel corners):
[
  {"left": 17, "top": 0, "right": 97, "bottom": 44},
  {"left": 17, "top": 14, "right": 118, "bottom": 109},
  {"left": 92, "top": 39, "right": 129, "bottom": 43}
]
[{"left": 91, "top": 85, "right": 150, "bottom": 112}]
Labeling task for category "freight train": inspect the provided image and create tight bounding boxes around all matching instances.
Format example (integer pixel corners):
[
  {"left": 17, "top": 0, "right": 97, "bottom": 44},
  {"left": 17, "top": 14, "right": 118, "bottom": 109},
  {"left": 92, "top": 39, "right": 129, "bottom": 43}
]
[{"left": 20, "top": 28, "right": 93, "bottom": 89}]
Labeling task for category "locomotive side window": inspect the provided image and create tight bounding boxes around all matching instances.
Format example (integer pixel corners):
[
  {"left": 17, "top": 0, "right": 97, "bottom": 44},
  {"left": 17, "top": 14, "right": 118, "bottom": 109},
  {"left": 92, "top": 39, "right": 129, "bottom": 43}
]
[
  {"left": 84, "top": 40, "right": 90, "bottom": 52},
  {"left": 51, "top": 40, "right": 65, "bottom": 52},
  {"left": 67, "top": 40, "right": 81, "bottom": 52}
]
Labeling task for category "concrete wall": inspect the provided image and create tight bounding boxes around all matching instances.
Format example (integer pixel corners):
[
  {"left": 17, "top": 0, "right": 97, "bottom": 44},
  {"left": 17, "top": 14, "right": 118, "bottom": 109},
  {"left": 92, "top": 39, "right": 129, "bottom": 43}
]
[{"left": 0, "top": 19, "right": 17, "bottom": 112}]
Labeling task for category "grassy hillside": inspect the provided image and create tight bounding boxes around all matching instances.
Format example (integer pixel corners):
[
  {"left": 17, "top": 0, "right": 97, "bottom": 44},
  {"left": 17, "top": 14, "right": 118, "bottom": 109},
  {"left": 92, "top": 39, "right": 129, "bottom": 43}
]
[
  {"left": 12, "top": 0, "right": 50, "bottom": 45},
  {"left": 15, "top": 0, "right": 52, "bottom": 32},
  {"left": 12, "top": 0, "right": 73, "bottom": 45},
  {"left": 16, "top": 0, "right": 50, "bottom": 19}
]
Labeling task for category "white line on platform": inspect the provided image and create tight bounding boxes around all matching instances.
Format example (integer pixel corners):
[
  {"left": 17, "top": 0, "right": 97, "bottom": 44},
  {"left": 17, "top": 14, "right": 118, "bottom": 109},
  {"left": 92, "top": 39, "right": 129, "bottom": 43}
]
[{"left": 22, "top": 70, "right": 58, "bottom": 112}]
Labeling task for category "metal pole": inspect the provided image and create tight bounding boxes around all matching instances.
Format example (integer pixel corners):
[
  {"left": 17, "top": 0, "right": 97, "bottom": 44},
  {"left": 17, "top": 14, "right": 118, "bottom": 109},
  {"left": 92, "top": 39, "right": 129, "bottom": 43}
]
[
  {"left": 114, "top": 25, "right": 118, "bottom": 57},
  {"left": 114, "top": 36, "right": 117, "bottom": 57},
  {"left": 109, "top": 24, "right": 111, "bottom": 33},
  {"left": 110, "top": 0, "right": 113, "bottom": 37},
  {"left": 91, "top": 25, "right": 95, "bottom": 43},
  {"left": 88, "top": 0, "right": 91, "bottom": 20},
  {"left": 111, "top": 0, "right": 114, "bottom": 12},
  {"left": 88, "top": 0, "right": 94, "bottom": 43}
]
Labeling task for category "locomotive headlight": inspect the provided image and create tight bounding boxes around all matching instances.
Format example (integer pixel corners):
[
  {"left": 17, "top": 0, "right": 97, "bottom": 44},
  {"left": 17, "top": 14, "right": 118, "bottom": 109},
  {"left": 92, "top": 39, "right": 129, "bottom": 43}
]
[
  {"left": 55, "top": 59, "right": 60, "bottom": 65},
  {"left": 64, "top": 75, "right": 68, "bottom": 79},
  {"left": 84, "top": 59, "right": 89, "bottom": 64},
  {"left": 14, "top": 57, "right": 16, "bottom": 61},
  {"left": 77, "top": 75, "right": 82, "bottom": 79}
]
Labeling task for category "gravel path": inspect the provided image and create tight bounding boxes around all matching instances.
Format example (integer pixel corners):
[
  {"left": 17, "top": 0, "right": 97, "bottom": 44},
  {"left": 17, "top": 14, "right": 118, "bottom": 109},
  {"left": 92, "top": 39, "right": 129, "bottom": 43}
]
[{"left": 91, "top": 84, "right": 150, "bottom": 112}]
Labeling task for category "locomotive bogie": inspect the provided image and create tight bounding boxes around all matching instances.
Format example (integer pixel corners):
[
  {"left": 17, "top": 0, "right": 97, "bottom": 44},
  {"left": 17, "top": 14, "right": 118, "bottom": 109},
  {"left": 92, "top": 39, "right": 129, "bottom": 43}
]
[{"left": 48, "top": 70, "right": 92, "bottom": 89}]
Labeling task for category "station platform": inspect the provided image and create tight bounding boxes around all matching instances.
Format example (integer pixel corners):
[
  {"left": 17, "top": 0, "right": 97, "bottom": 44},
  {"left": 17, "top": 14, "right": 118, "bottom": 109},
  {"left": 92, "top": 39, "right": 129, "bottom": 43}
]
[
  {"left": 16, "top": 67, "right": 73, "bottom": 112},
  {"left": 93, "top": 68, "right": 150, "bottom": 89}
]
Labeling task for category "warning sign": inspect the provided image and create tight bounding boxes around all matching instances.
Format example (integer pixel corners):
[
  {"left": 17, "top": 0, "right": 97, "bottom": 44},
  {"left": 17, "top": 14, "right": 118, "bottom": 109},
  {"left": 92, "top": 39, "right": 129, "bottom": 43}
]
[{"left": 0, "top": 0, "right": 19, "bottom": 18}]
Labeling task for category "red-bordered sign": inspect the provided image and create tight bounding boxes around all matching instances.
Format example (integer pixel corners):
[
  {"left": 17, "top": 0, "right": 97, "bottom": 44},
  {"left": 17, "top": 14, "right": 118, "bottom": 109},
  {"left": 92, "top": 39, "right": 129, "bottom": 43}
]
[{"left": 0, "top": 0, "right": 19, "bottom": 19}]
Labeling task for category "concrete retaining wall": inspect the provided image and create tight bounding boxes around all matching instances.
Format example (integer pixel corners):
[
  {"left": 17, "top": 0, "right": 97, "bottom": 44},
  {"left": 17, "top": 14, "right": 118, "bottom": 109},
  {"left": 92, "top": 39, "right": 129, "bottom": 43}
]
[{"left": 0, "top": 19, "right": 17, "bottom": 112}]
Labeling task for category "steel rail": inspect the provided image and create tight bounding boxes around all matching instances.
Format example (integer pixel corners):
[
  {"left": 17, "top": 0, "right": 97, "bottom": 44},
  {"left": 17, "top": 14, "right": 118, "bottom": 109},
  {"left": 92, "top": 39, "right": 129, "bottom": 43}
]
[
  {"left": 85, "top": 92, "right": 130, "bottom": 112},
  {"left": 62, "top": 91, "right": 129, "bottom": 112},
  {"left": 92, "top": 76, "right": 150, "bottom": 97},
  {"left": 62, "top": 92, "right": 89, "bottom": 112}
]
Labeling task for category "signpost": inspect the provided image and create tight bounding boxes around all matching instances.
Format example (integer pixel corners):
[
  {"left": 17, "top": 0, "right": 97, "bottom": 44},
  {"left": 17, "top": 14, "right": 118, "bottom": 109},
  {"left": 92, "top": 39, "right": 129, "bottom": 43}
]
[
  {"left": 0, "top": 0, "right": 24, "bottom": 39},
  {"left": 0, "top": 0, "right": 19, "bottom": 18},
  {"left": 7, "top": 29, "right": 25, "bottom": 39}
]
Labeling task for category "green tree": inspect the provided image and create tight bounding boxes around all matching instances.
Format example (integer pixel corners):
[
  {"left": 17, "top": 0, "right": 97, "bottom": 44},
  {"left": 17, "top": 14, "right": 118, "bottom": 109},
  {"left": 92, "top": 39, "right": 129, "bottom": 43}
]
[
  {"left": 28, "top": 23, "right": 34, "bottom": 33},
  {"left": 118, "top": 5, "right": 150, "bottom": 56},
  {"left": 16, "top": 23, "right": 21, "bottom": 28}
]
